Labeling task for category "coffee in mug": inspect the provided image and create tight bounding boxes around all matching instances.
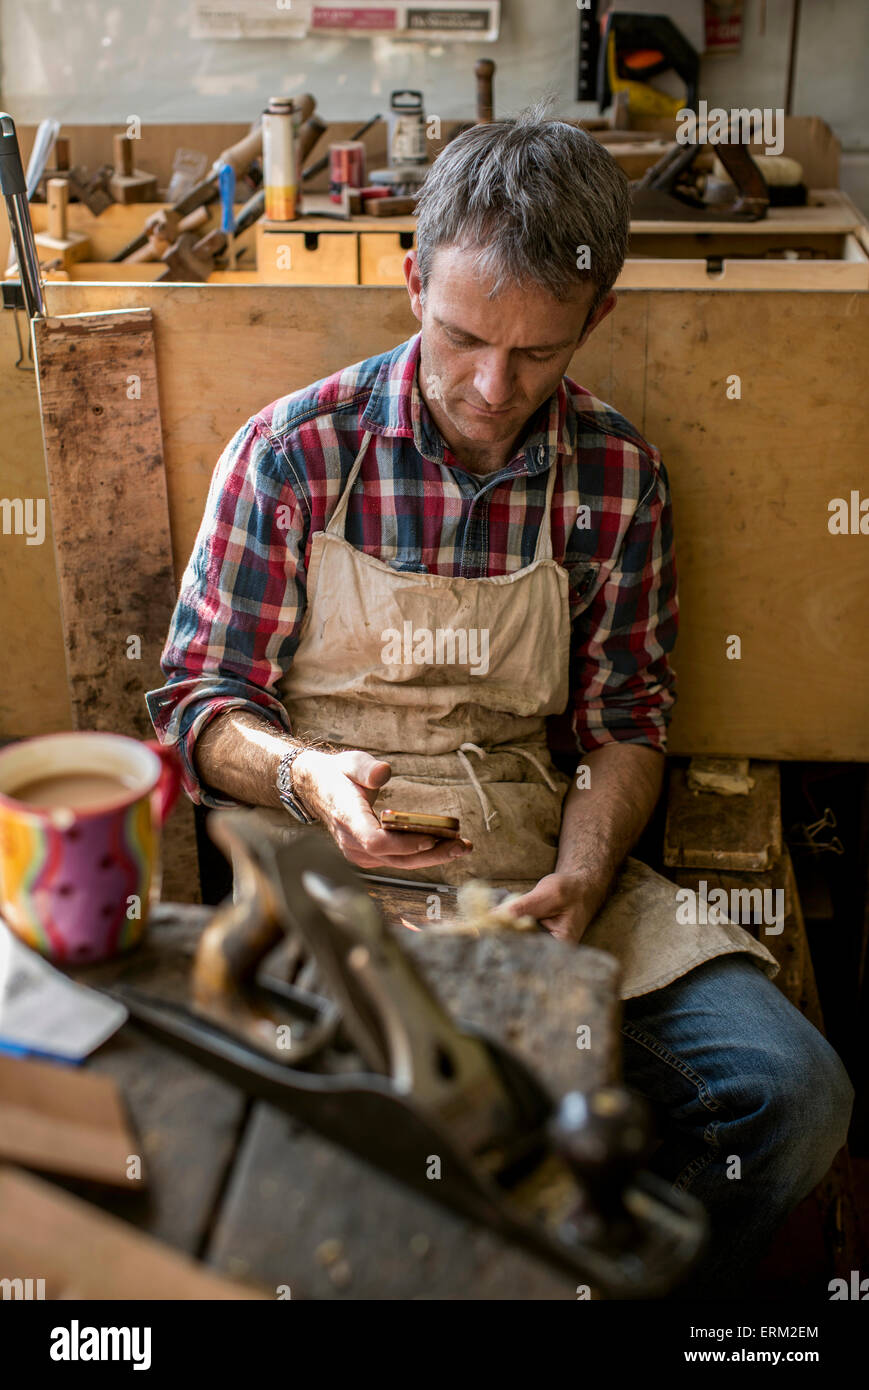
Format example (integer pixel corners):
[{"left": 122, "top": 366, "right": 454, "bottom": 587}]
[{"left": 0, "top": 732, "right": 182, "bottom": 964}]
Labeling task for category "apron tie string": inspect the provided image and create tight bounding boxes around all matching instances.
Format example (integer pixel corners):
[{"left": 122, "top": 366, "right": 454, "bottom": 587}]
[
  {"left": 456, "top": 743, "right": 500, "bottom": 832},
  {"left": 456, "top": 742, "right": 560, "bottom": 832},
  {"left": 504, "top": 745, "right": 562, "bottom": 793}
]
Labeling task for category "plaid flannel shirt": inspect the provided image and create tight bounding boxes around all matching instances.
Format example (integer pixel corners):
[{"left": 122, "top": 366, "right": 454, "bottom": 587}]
[{"left": 146, "top": 332, "right": 678, "bottom": 806}]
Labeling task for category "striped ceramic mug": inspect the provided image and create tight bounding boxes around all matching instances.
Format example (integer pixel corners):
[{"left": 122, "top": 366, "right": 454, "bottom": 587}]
[{"left": 0, "top": 732, "right": 181, "bottom": 964}]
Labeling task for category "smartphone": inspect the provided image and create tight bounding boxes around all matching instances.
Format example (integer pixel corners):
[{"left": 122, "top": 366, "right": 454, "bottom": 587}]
[{"left": 379, "top": 809, "right": 461, "bottom": 840}]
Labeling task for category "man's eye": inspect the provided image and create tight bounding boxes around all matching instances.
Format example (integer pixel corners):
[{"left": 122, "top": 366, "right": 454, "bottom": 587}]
[
  {"left": 527, "top": 351, "right": 557, "bottom": 363},
  {"left": 446, "top": 331, "right": 474, "bottom": 347}
]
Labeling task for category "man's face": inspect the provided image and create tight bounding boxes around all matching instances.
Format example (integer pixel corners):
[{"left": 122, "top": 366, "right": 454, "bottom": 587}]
[{"left": 405, "top": 245, "right": 615, "bottom": 454}]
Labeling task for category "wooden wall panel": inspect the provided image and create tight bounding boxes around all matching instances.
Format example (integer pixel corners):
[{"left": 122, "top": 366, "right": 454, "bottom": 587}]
[{"left": 0, "top": 313, "right": 69, "bottom": 732}]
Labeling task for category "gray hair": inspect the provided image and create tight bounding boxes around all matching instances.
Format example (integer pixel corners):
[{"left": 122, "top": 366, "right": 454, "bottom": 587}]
[{"left": 415, "top": 103, "right": 630, "bottom": 313}]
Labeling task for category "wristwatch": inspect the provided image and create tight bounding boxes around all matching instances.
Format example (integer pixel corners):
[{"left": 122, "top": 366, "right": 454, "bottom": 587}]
[{"left": 276, "top": 746, "right": 315, "bottom": 823}]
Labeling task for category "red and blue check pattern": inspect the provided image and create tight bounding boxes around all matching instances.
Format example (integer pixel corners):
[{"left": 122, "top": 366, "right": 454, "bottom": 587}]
[{"left": 146, "top": 333, "right": 678, "bottom": 805}]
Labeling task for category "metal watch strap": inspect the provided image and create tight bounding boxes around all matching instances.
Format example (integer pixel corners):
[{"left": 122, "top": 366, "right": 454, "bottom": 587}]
[{"left": 276, "top": 746, "right": 315, "bottom": 823}]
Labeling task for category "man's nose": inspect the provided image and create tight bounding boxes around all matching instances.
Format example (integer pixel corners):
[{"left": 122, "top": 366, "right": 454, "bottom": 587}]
[{"left": 473, "top": 352, "right": 515, "bottom": 408}]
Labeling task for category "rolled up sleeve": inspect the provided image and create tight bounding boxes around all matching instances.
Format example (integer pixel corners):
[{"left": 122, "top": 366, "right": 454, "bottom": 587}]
[
  {"left": 570, "top": 456, "right": 678, "bottom": 754},
  {"left": 145, "top": 417, "right": 307, "bottom": 806}
]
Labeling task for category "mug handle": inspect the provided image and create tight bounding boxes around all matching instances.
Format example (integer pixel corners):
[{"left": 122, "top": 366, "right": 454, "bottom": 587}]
[{"left": 145, "top": 739, "right": 183, "bottom": 825}]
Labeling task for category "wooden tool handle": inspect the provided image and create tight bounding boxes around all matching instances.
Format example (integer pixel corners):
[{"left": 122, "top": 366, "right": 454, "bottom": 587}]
[
  {"left": 218, "top": 126, "right": 264, "bottom": 176},
  {"left": 126, "top": 206, "right": 208, "bottom": 263},
  {"left": 298, "top": 114, "right": 328, "bottom": 167},
  {"left": 294, "top": 93, "right": 316, "bottom": 125},
  {"left": 113, "top": 133, "right": 134, "bottom": 176},
  {"left": 475, "top": 59, "right": 495, "bottom": 124},
  {"left": 46, "top": 177, "right": 68, "bottom": 241}
]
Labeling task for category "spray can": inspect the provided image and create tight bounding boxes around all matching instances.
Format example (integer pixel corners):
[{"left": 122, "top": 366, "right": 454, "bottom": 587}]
[
  {"left": 262, "top": 96, "right": 297, "bottom": 221},
  {"left": 387, "top": 91, "right": 427, "bottom": 167}
]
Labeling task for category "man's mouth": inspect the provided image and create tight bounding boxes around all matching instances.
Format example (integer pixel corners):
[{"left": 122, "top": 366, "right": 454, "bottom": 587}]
[{"left": 466, "top": 401, "right": 515, "bottom": 417}]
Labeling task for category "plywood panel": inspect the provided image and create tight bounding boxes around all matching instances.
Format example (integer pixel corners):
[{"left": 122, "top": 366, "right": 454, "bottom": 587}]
[
  {"left": 643, "top": 290, "right": 869, "bottom": 759},
  {"left": 0, "top": 311, "right": 69, "bottom": 734}
]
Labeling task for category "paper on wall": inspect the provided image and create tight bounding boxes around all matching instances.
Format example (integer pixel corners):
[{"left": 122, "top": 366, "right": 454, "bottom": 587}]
[{"left": 190, "top": 0, "right": 500, "bottom": 42}]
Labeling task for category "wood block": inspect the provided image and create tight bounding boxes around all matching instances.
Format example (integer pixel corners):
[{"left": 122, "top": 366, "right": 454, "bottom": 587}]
[
  {"left": 687, "top": 756, "right": 754, "bottom": 796},
  {"left": 34, "top": 230, "right": 91, "bottom": 272},
  {"left": 0, "top": 1166, "right": 265, "bottom": 1299},
  {"left": 359, "top": 230, "right": 416, "bottom": 285},
  {"left": 255, "top": 225, "right": 359, "bottom": 284},
  {"left": 664, "top": 760, "right": 781, "bottom": 870},
  {"left": 110, "top": 136, "right": 158, "bottom": 204},
  {"left": 32, "top": 308, "right": 199, "bottom": 902},
  {"left": 0, "top": 1054, "right": 142, "bottom": 1187}
]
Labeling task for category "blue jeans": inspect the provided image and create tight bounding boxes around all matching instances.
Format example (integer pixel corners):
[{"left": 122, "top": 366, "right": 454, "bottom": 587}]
[{"left": 621, "top": 954, "right": 855, "bottom": 1299}]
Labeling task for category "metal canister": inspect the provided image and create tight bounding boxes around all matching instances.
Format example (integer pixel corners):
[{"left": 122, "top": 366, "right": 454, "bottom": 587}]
[
  {"left": 328, "top": 141, "right": 367, "bottom": 203},
  {"left": 387, "top": 90, "right": 427, "bottom": 166},
  {"left": 262, "top": 96, "right": 297, "bottom": 221}
]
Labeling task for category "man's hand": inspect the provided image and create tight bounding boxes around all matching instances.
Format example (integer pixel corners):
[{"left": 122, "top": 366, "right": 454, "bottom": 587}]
[
  {"left": 294, "top": 747, "right": 472, "bottom": 872},
  {"left": 505, "top": 872, "right": 603, "bottom": 945},
  {"left": 507, "top": 745, "right": 665, "bottom": 944}
]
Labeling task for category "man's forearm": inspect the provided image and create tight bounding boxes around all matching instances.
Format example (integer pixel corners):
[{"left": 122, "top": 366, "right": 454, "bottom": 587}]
[
  {"left": 193, "top": 708, "right": 303, "bottom": 809},
  {"left": 556, "top": 743, "right": 664, "bottom": 914}
]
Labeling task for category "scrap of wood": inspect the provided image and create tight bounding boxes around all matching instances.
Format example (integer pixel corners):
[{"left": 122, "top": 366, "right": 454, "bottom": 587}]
[
  {"left": 0, "top": 1053, "right": 143, "bottom": 1187},
  {"left": 687, "top": 756, "right": 755, "bottom": 796},
  {"left": 32, "top": 309, "right": 199, "bottom": 901},
  {"left": 664, "top": 760, "right": 781, "bottom": 870},
  {"left": 0, "top": 1165, "right": 266, "bottom": 1299}
]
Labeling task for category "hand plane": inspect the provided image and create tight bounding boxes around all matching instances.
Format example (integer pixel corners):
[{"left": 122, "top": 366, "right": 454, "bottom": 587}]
[
  {"left": 632, "top": 133, "right": 769, "bottom": 222},
  {"left": 108, "top": 811, "right": 707, "bottom": 1298}
]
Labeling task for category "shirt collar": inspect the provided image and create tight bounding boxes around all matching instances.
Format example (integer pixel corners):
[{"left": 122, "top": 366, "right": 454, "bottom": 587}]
[{"left": 361, "top": 332, "right": 577, "bottom": 474}]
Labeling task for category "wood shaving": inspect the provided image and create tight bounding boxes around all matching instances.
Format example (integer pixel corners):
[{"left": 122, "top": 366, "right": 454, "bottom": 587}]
[{"left": 439, "top": 880, "right": 537, "bottom": 935}]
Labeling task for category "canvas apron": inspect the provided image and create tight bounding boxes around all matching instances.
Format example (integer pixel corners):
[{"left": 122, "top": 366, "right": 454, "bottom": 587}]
[{"left": 260, "top": 432, "right": 777, "bottom": 1000}]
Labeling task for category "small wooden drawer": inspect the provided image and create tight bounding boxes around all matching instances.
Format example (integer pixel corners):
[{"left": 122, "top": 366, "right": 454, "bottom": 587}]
[
  {"left": 359, "top": 231, "right": 417, "bottom": 286},
  {"left": 255, "top": 225, "right": 359, "bottom": 284}
]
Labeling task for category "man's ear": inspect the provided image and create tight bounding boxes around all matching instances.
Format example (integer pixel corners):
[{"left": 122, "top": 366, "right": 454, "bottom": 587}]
[
  {"left": 579, "top": 291, "right": 618, "bottom": 346},
  {"left": 404, "top": 249, "right": 424, "bottom": 323}
]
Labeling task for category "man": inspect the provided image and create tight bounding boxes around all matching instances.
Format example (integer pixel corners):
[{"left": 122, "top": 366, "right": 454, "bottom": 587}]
[{"left": 147, "top": 110, "right": 852, "bottom": 1297}]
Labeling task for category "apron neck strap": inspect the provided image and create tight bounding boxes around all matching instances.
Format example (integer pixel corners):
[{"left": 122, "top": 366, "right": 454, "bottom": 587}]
[
  {"left": 532, "top": 460, "right": 559, "bottom": 564},
  {"left": 326, "top": 430, "right": 374, "bottom": 538}
]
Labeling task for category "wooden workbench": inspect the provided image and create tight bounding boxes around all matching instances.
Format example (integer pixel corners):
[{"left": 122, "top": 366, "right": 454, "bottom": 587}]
[{"left": 69, "top": 892, "right": 621, "bottom": 1299}]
